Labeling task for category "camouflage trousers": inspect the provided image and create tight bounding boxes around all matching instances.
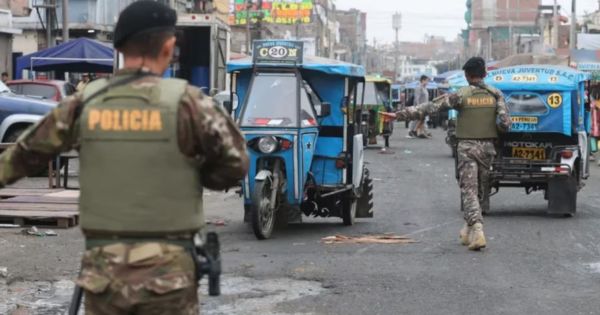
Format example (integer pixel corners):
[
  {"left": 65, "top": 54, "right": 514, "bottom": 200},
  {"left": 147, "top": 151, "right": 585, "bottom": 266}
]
[
  {"left": 457, "top": 140, "right": 496, "bottom": 226},
  {"left": 76, "top": 242, "right": 199, "bottom": 315}
]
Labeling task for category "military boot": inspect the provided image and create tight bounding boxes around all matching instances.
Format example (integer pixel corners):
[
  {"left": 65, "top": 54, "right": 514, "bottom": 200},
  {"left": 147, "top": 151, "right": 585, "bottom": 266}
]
[
  {"left": 468, "top": 223, "right": 486, "bottom": 251},
  {"left": 459, "top": 223, "right": 471, "bottom": 246}
]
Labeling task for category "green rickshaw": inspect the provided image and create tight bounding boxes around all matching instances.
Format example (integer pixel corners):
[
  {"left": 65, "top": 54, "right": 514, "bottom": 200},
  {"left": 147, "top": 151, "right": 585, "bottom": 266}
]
[{"left": 357, "top": 76, "right": 393, "bottom": 147}]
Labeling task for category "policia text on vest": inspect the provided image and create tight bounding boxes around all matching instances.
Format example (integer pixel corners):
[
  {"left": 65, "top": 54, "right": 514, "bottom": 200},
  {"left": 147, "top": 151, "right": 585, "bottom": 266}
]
[{"left": 87, "top": 109, "right": 163, "bottom": 132}]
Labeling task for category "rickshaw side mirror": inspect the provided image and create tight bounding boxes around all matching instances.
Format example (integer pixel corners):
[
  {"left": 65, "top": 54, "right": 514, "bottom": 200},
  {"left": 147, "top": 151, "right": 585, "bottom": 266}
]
[
  {"left": 223, "top": 100, "right": 233, "bottom": 114},
  {"left": 317, "top": 102, "right": 331, "bottom": 117}
]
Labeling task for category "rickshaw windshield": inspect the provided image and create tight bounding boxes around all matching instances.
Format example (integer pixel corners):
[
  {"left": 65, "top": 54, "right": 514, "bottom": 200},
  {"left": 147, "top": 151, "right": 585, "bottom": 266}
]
[
  {"left": 362, "top": 82, "right": 390, "bottom": 105},
  {"left": 241, "top": 73, "right": 299, "bottom": 127},
  {"left": 377, "top": 83, "right": 391, "bottom": 106}
]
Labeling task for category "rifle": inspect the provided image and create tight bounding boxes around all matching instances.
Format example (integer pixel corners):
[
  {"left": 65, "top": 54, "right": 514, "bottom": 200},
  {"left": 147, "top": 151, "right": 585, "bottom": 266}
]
[
  {"left": 68, "top": 272, "right": 83, "bottom": 315},
  {"left": 193, "top": 232, "right": 221, "bottom": 296}
]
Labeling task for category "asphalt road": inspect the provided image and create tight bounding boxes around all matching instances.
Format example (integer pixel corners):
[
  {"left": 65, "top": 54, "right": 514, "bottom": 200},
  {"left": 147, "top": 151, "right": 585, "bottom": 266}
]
[{"left": 1, "top": 125, "right": 600, "bottom": 315}]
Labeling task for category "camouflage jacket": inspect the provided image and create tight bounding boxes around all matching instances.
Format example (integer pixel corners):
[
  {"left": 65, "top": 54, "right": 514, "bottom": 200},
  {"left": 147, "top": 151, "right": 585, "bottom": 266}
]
[
  {"left": 0, "top": 70, "right": 249, "bottom": 190},
  {"left": 398, "top": 83, "right": 511, "bottom": 133}
]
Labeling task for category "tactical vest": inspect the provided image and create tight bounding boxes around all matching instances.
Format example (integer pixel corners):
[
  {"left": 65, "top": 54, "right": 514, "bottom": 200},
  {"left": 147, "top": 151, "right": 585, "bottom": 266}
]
[
  {"left": 456, "top": 87, "right": 498, "bottom": 139},
  {"left": 78, "top": 77, "right": 204, "bottom": 236}
]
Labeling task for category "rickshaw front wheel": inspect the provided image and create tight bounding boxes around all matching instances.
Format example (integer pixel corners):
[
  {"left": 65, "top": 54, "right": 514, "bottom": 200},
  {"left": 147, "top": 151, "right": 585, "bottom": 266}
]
[
  {"left": 342, "top": 196, "right": 357, "bottom": 226},
  {"left": 251, "top": 180, "right": 276, "bottom": 240}
]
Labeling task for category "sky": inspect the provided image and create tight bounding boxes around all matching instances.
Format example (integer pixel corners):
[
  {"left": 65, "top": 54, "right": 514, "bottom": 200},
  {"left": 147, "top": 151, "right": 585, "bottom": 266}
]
[{"left": 334, "top": 0, "right": 599, "bottom": 44}]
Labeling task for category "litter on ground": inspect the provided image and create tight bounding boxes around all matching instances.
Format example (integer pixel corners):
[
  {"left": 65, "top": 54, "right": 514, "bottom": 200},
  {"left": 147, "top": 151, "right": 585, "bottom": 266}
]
[{"left": 321, "top": 234, "right": 417, "bottom": 245}]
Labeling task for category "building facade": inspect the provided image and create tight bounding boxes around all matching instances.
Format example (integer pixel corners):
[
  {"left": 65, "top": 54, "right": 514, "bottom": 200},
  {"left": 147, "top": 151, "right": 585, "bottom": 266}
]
[
  {"left": 228, "top": 0, "right": 340, "bottom": 58},
  {"left": 0, "top": 0, "right": 25, "bottom": 79},
  {"left": 466, "top": 0, "right": 540, "bottom": 60},
  {"left": 335, "top": 8, "right": 366, "bottom": 65}
]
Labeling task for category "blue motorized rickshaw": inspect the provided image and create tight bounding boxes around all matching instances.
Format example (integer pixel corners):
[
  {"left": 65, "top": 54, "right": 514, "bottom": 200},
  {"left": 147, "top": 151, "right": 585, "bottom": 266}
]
[
  {"left": 449, "top": 65, "right": 591, "bottom": 215},
  {"left": 227, "top": 40, "right": 374, "bottom": 239}
]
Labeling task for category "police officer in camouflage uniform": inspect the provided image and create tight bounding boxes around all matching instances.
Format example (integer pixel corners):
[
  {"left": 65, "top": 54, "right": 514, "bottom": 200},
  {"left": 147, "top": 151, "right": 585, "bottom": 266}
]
[
  {"left": 397, "top": 57, "right": 511, "bottom": 251},
  {"left": 0, "top": 1, "right": 248, "bottom": 313}
]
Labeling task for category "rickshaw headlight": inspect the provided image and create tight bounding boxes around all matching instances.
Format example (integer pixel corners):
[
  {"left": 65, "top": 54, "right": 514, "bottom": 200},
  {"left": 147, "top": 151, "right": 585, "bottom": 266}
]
[{"left": 258, "top": 136, "right": 278, "bottom": 154}]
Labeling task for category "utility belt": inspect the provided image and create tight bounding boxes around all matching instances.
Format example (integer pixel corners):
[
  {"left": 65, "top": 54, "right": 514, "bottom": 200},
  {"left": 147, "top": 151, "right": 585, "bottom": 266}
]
[
  {"left": 85, "top": 236, "right": 195, "bottom": 250},
  {"left": 70, "top": 232, "right": 221, "bottom": 315}
]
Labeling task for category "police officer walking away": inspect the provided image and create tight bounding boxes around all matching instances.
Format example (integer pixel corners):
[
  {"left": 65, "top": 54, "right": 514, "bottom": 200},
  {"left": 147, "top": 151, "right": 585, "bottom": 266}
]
[
  {"left": 0, "top": 1, "right": 248, "bottom": 313},
  {"left": 396, "top": 57, "right": 511, "bottom": 251}
]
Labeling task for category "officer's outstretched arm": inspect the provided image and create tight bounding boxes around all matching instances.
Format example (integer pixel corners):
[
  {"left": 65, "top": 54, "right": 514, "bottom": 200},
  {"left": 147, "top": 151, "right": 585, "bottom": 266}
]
[
  {"left": 0, "top": 95, "right": 82, "bottom": 187},
  {"left": 181, "top": 88, "right": 249, "bottom": 191},
  {"left": 396, "top": 94, "right": 453, "bottom": 121}
]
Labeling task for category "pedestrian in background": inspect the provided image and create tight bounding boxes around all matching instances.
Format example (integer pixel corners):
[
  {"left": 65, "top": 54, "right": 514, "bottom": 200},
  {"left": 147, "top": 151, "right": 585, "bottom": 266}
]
[
  {"left": 1, "top": 72, "right": 8, "bottom": 83},
  {"left": 76, "top": 73, "right": 90, "bottom": 92},
  {"left": 591, "top": 90, "right": 600, "bottom": 166},
  {"left": 396, "top": 57, "right": 511, "bottom": 251},
  {"left": 0, "top": 1, "right": 248, "bottom": 313},
  {"left": 407, "top": 75, "right": 430, "bottom": 138}
]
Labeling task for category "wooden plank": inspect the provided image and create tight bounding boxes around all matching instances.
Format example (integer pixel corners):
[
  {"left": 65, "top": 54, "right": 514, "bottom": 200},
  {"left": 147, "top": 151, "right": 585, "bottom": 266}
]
[
  {"left": 0, "top": 211, "right": 78, "bottom": 228},
  {"left": 4, "top": 196, "right": 78, "bottom": 204},
  {"left": 44, "top": 190, "right": 80, "bottom": 198},
  {"left": 0, "top": 188, "right": 63, "bottom": 197},
  {"left": 0, "top": 210, "right": 77, "bottom": 218},
  {"left": 0, "top": 203, "right": 78, "bottom": 212}
]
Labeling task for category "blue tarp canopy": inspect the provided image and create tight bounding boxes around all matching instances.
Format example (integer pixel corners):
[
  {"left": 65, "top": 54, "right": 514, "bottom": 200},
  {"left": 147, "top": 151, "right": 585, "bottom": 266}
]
[
  {"left": 227, "top": 56, "right": 365, "bottom": 78},
  {"left": 16, "top": 38, "right": 114, "bottom": 78},
  {"left": 446, "top": 65, "right": 590, "bottom": 91},
  {"left": 434, "top": 70, "right": 462, "bottom": 82},
  {"left": 403, "top": 81, "right": 439, "bottom": 89}
]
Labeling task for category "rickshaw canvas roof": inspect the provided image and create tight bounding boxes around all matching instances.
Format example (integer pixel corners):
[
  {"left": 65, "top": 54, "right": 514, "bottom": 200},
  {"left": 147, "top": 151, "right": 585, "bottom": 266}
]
[
  {"left": 227, "top": 56, "right": 365, "bottom": 78},
  {"left": 446, "top": 65, "right": 590, "bottom": 91},
  {"left": 365, "top": 75, "right": 392, "bottom": 84}
]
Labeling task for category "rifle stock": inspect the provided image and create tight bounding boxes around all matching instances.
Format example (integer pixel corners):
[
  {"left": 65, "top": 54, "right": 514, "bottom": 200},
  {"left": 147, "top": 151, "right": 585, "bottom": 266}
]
[{"left": 68, "top": 273, "right": 83, "bottom": 315}]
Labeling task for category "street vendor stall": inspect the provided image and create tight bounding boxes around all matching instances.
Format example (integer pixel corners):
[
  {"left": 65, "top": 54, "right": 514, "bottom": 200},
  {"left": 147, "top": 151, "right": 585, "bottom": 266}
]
[{"left": 15, "top": 38, "right": 114, "bottom": 79}]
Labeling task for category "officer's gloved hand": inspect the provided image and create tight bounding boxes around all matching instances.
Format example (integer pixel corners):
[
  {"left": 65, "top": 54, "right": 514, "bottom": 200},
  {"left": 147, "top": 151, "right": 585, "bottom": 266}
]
[
  {"left": 395, "top": 111, "right": 408, "bottom": 122},
  {"left": 448, "top": 94, "right": 460, "bottom": 107}
]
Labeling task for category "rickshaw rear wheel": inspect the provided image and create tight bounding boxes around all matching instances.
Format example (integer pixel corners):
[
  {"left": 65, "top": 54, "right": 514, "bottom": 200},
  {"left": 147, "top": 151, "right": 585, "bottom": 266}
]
[
  {"left": 342, "top": 195, "right": 357, "bottom": 226},
  {"left": 251, "top": 180, "right": 276, "bottom": 240}
]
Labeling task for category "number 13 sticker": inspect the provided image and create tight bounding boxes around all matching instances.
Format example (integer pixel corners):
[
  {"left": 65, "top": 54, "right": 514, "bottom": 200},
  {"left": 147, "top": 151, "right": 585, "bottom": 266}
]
[{"left": 547, "top": 93, "right": 562, "bottom": 108}]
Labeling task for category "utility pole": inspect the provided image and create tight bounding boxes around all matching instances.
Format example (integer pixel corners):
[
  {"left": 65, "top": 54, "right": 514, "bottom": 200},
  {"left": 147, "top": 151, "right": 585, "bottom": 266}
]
[
  {"left": 553, "top": 0, "right": 560, "bottom": 50},
  {"left": 245, "top": 0, "right": 251, "bottom": 54},
  {"left": 506, "top": 0, "right": 513, "bottom": 56},
  {"left": 392, "top": 12, "right": 402, "bottom": 82},
  {"left": 62, "top": 0, "right": 68, "bottom": 42},
  {"left": 295, "top": 4, "right": 301, "bottom": 39},
  {"left": 255, "top": 0, "right": 263, "bottom": 40},
  {"left": 570, "top": 0, "right": 577, "bottom": 49},
  {"left": 46, "top": 0, "right": 56, "bottom": 48}
]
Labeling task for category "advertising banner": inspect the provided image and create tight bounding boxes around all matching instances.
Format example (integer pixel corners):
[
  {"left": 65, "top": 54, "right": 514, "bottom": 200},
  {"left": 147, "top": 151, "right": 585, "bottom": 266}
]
[{"left": 229, "top": 0, "right": 314, "bottom": 25}]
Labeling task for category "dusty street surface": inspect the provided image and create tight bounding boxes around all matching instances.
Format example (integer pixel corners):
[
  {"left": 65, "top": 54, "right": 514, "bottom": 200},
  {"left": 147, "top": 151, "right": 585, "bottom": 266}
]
[{"left": 1, "top": 126, "right": 600, "bottom": 315}]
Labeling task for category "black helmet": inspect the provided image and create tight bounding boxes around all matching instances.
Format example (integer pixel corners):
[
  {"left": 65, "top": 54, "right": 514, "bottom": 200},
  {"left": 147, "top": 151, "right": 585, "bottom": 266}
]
[{"left": 113, "top": 1, "right": 177, "bottom": 49}]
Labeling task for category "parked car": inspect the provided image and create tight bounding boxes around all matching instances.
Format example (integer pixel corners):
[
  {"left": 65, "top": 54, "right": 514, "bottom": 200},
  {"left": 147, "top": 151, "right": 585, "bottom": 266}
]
[
  {"left": 6, "top": 80, "right": 76, "bottom": 102},
  {"left": 0, "top": 80, "right": 57, "bottom": 143}
]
